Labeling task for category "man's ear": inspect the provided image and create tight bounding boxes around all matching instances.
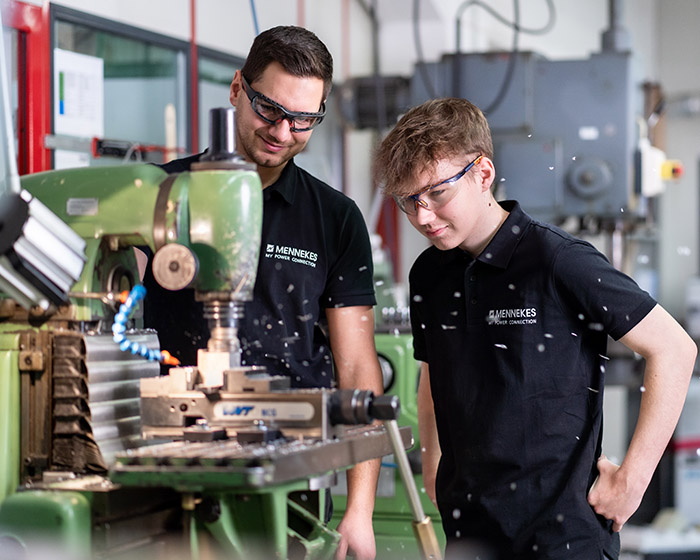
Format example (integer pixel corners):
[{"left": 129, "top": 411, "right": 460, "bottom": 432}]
[
  {"left": 478, "top": 156, "right": 496, "bottom": 192},
  {"left": 229, "top": 70, "right": 243, "bottom": 106}
]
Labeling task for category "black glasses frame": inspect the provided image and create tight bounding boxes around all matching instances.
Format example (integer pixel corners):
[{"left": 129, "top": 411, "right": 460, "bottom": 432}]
[{"left": 241, "top": 75, "right": 326, "bottom": 132}]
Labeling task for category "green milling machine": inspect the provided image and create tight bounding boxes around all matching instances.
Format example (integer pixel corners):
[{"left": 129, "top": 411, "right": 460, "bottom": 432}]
[{"left": 0, "top": 106, "right": 418, "bottom": 560}]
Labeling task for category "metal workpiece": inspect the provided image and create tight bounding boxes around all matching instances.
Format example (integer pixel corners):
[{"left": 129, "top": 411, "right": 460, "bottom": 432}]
[
  {"left": 112, "top": 424, "right": 413, "bottom": 490},
  {"left": 140, "top": 383, "right": 340, "bottom": 440},
  {"left": 140, "top": 367, "right": 400, "bottom": 441}
]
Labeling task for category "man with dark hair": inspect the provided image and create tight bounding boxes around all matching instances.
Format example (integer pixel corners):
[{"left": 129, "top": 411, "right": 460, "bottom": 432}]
[
  {"left": 373, "top": 97, "right": 696, "bottom": 559},
  {"left": 144, "top": 26, "right": 382, "bottom": 560}
]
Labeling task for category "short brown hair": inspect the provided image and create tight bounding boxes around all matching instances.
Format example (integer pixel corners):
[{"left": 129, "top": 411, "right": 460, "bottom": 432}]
[
  {"left": 374, "top": 98, "right": 493, "bottom": 197},
  {"left": 241, "top": 26, "right": 334, "bottom": 101}
]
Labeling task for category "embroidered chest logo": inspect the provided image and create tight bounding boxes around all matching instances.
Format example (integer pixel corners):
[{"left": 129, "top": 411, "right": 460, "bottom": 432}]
[
  {"left": 264, "top": 243, "right": 318, "bottom": 268},
  {"left": 487, "top": 307, "right": 537, "bottom": 325}
]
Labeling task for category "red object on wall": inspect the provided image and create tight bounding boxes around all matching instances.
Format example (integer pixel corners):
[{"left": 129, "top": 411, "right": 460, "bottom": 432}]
[
  {"left": 3, "top": 0, "right": 51, "bottom": 174},
  {"left": 376, "top": 196, "right": 401, "bottom": 282}
]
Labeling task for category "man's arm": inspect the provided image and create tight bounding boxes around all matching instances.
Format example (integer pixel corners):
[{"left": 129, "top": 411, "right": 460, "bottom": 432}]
[
  {"left": 588, "top": 304, "right": 697, "bottom": 531},
  {"left": 417, "top": 362, "right": 441, "bottom": 508},
  {"left": 326, "top": 305, "right": 384, "bottom": 560}
]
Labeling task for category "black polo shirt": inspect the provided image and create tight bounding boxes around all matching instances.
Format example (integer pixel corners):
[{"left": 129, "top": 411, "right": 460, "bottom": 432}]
[
  {"left": 144, "top": 156, "right": 376, "bottom": 388},
  {"left": 409, "top": 200, "right": 656, "bottom": 559}
]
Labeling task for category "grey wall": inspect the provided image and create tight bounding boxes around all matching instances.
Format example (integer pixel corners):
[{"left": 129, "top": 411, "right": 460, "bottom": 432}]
[{"left": 658, "top": 0, "right": 700, "bottom": 319}]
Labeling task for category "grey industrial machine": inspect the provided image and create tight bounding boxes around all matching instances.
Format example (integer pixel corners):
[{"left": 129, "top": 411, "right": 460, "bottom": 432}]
[{"left": 410, "top": 49, "right": 645, "bottom": 223}]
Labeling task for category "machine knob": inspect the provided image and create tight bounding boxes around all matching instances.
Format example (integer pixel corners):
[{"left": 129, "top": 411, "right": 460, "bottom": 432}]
[
  {"left": 329, "top": 389, "right": 400, "bottom": 425},
  {"left": 152, "top": 243, "right": 199, "bottom": 291},
  {"left": 369, "top": 394, "right": 401, "bottom": 420},
  {"left": 566, "top": 158, "right": 613, "bottom": 200}
]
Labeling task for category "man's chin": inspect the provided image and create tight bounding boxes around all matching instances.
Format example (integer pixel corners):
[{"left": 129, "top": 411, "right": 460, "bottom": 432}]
[
  {"left": 429, "top": 238, "right": 458, "bottom": 251},
  {"left": 254, "top": 149, "right": 293, "bottom": 169}
]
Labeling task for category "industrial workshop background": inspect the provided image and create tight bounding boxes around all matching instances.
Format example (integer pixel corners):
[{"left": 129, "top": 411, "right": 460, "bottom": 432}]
[
  {"left": 1, "top": 0, "right": 700, "bottom": 558},
  {"left": 3, "top": 0, "right": 700, "bottom": 316}
]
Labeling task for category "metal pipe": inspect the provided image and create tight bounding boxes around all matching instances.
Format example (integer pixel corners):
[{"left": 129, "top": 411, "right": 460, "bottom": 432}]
[
  {"left": 0, "top": 10, "right": 20, "bottom": 195},
  {"left": 601, "top": 0, "right": 630, "bottom": 52}
]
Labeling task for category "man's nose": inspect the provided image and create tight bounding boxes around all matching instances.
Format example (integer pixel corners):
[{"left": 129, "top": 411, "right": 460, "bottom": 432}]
[
  {"left": 414, "top": 203, "right": 435, "bottom": 225},
  {"left": 270, "top": 117, "right": 294, "bottom": 140}
]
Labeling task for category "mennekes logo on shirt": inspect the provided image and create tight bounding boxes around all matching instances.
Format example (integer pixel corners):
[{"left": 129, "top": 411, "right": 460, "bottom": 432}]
[
  {"left": 487, "top": 307, "right": 538, "bottom": 325},
  {"left": 264, "top": 243, "right": 318, "bottom": 268}
]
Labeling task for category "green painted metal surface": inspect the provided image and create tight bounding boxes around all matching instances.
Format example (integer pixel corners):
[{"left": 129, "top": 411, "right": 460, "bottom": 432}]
[
  {"left": 19, "top": 163, "right": 263, "bottom": 320},
  {"left": 0, "top": 490, "right": 92, "bottom": 558},
  {"left": 0, "top": 333, "right": 20, "bottom": 504},
  {"left": 19, "top": 164, "right": 165, "bottom": 245},
  {"left": 199, "top": 486, "right": 339, "bottom": 560},
  {"left": 173, "top": 169, "right": 262, "bottom": 296}
]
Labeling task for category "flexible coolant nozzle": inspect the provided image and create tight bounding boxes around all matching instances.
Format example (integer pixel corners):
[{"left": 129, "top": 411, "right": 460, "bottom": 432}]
[{"left": 111, "top": 284, "right": 180, "bottom": 365}]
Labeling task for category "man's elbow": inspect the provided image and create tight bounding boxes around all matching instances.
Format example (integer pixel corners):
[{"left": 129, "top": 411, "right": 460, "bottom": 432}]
[
  {"left": 682, "top": 332, "right": 698, "bottom": 371},
  {"left": 669, "top": 327, "right": 698, "bottom": 381}
]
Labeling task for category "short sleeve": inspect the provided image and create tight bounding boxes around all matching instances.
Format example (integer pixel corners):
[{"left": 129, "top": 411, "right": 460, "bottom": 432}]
[
  {"left": 321, "top": 201, "right": 376, "bottom": 309},
  {"left": 552, "top": 240, "right": 656, "bottom": 340}
]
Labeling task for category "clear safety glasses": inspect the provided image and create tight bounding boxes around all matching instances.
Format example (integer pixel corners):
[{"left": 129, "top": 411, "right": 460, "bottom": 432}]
[{"left": 393, "top": 155, "right": 484, "bottom": 215}]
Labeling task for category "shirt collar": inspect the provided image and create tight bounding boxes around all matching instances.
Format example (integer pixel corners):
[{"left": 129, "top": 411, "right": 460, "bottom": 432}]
[
  {"left": 264, "top": 159, "right": 297, "bottom": 205},
  {"left": 475, "top": 200, "right": 531, "bottom": 269}
]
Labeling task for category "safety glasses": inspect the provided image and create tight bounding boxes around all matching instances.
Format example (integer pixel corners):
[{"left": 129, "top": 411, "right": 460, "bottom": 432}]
[
  {"left": 394, "top": 155, "right": 484, "bottom": 215},
  {"left": 241, "top": 75, "right": 325, "bottom": 132}
]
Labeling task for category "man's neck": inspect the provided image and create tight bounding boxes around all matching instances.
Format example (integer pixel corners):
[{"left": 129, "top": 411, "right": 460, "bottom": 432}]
[
  {"left": 257, "top": 162, "right": 287, "bottom": 189},
  {"left": 465, "top": 203, "right": 510, "bottom": 257}
]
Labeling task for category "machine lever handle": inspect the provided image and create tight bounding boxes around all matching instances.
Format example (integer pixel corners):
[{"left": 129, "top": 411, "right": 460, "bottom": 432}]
[
  {"left": 329, "top": 390, "right": 400, "bottom": 425},
  {"left": 385, "top": 418, "right": 443, "bottom": 560}
]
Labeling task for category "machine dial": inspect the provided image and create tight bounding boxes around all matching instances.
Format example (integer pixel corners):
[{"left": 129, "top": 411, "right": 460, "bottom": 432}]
[
  {"left": 152, "top": 243, "right": 199, "bottom": 291},
  {"left": 566, "top": 158, "right": 613, "bottom": 200}
]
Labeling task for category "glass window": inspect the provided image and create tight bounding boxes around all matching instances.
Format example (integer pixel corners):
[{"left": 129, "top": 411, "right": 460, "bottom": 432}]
[
  {"left": 52, "top": 7, "right": 188, "bottom": 166},
  {"left": 197, "top": 49, "right": 242, "bottom": 154}
]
